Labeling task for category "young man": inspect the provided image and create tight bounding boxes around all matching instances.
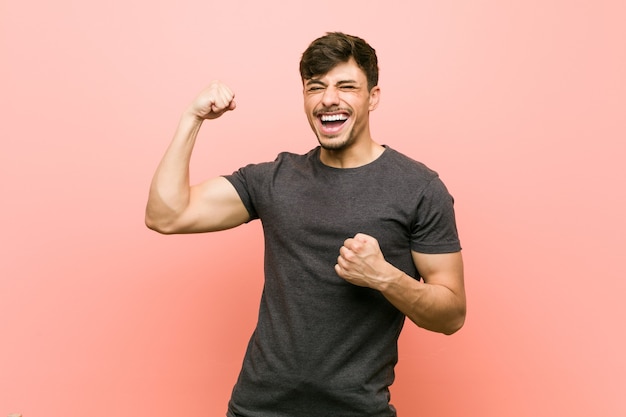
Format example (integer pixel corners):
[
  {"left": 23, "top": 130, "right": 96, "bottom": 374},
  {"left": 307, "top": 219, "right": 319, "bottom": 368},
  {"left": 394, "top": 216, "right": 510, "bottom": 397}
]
[{"left": 146, "top": 32, "right": 465, "bottom": 417}]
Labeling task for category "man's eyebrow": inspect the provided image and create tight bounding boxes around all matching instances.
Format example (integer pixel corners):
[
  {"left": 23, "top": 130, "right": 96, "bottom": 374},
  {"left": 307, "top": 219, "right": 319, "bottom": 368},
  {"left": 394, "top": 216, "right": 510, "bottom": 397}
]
[
  {"left": 337, "top": 79, "right": 358, "bottom": 85},
  {"left": 305, "top": 78, "right": 360, "bottom": 86}
]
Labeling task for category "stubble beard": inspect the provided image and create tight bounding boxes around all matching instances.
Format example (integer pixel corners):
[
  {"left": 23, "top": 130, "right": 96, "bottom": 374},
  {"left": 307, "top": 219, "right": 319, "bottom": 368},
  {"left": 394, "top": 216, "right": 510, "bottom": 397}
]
[{"left": 317, "top": 128, "right": 356, "bottom": 151}]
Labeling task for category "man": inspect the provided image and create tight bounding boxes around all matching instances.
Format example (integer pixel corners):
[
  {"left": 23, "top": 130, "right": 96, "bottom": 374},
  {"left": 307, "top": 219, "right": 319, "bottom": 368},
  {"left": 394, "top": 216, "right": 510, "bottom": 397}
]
[{"left": 146, "top": 32, "right": 465, "bottom": 417}]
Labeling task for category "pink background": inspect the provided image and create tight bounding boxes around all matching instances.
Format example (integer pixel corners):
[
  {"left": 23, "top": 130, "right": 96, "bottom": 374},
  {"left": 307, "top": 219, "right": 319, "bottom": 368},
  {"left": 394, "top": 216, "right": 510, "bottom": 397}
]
[{"left": 2, "top": 1, "right": 625, "bottom": 416}]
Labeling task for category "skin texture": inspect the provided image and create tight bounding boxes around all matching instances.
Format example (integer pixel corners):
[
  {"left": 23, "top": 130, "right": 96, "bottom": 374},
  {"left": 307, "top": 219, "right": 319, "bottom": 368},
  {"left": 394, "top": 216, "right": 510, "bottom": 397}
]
[{"left": 145, "top": 60, "right": 466, "bottom": 335}]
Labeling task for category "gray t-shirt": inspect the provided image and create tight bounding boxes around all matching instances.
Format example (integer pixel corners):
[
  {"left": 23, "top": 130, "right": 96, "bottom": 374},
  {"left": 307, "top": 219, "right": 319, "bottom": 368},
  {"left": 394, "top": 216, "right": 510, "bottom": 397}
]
[{"left": 224, "top": 146, "right": 461, "bottom": 417}]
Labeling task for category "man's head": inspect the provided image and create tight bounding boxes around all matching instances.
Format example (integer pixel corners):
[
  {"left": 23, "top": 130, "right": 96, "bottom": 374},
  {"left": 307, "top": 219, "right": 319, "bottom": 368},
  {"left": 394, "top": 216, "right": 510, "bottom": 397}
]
[
  {"left": 299, "top": 32, "right": 379, "bottom": 92},
  {"left": 300, "top": 33, "right": 381, "bottom": 155}
]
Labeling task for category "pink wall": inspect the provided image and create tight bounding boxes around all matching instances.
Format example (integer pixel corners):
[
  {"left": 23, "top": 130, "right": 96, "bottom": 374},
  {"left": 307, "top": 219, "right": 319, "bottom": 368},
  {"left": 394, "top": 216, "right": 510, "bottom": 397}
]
[{"left": 2, "top": 1, "right": 625, "bottom": 416}]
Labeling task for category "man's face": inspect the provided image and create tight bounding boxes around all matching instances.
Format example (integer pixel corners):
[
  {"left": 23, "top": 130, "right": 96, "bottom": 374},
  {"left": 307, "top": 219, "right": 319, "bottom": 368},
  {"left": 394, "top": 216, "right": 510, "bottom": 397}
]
[{"left": 303, "top": 58, "right": 380, "bottom": 151}]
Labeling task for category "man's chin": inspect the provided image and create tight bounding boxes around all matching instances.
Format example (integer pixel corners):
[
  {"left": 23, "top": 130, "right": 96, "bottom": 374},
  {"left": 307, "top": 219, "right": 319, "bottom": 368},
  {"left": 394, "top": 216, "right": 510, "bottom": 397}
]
[
  {"left": 319, "top": 140, "right": 348, "bottom": 151},
  {"left": 317, "top": 133, "right": 352, "bottom": 151}
]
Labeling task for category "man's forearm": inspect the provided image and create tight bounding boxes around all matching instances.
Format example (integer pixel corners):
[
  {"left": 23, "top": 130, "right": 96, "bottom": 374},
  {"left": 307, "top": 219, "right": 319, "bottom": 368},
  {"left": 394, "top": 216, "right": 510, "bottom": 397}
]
[
  {"left": 145, "top": 112, "right": 203, "bottom": 231},
  {"left": 379, "top": 270, "right": 466, "bottom": 335}
]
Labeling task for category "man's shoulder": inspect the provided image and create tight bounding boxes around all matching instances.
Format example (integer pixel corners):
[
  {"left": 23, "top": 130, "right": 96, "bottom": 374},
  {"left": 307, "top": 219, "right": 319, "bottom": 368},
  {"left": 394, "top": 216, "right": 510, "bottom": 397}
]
[
  {"left": 230, "top": 147, "right": 318, "bottom": 180},
  {"left": 275, "top": 147, "right": 319, "bottom": 163},
  {"left": 254, "top": 147, "right": 318, "bottom": 165},
  {"left": 381, "top": 146, "right": 440, "bottom": 180}
]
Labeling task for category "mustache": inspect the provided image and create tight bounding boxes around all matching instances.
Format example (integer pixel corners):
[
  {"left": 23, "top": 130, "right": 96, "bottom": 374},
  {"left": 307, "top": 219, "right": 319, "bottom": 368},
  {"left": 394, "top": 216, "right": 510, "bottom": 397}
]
[{"left": 314, "top": 107, "right": 351, "bottom": 116}]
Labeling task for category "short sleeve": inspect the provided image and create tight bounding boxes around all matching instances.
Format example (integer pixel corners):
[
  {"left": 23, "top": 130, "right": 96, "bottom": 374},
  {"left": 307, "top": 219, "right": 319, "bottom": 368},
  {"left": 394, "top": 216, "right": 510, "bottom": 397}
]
[
  {"left": 223, "top": 166, "right": 260, "bottom": 221},
  {"left": 410, "top": 177, "right": 461, "bottom": 254}
]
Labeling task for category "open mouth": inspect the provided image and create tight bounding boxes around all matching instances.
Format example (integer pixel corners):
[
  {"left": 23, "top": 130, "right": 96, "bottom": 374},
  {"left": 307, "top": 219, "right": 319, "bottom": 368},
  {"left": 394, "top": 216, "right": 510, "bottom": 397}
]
[{"left": 318, "top": 112, "right": 350, "bottom": 134}]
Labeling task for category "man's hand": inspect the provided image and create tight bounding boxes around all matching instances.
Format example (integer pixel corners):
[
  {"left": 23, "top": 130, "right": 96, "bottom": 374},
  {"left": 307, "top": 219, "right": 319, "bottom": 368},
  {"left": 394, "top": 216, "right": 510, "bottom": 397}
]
[
  {"left": 335, "top": 233, "right": 398, "bottom": 290},
  {"left": 187, "top": 81, "right": 236, "bottom": 121}
]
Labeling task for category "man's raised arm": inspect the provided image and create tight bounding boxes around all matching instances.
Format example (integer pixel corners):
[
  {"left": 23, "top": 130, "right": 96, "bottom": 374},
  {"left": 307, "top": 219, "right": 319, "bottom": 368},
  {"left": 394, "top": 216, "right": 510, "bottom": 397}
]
[{"left": 145, "top": 81, "right": 250, "bottom": 234}]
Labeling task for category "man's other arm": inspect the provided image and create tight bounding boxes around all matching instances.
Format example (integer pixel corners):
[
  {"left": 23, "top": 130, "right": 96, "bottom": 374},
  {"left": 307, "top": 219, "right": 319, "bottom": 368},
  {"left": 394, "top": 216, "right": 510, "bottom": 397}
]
[
  {"left": 145, "top": 82, "right": 250, "bottom": 234},
  {"left": 336, "top": 234, "right": 466, "bottom": 335}
]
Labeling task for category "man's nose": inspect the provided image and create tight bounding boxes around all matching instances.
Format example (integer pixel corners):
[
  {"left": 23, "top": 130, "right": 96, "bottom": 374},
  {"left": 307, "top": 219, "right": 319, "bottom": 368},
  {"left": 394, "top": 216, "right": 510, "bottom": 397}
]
[{"left": 321, "top": 86, "right": 340, "bottom": 107}]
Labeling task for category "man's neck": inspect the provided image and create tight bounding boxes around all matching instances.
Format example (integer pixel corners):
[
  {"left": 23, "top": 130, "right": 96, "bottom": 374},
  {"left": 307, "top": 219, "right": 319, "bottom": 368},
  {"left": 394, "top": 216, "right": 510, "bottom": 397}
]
[{"left": 319, "top": 141, "right": 385, "bottom": 168}]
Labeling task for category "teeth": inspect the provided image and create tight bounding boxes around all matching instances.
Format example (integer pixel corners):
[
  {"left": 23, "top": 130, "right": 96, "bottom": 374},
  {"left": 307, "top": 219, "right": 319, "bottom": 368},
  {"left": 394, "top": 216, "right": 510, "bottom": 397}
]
[{"left": 320, "top": 114, "right": 348, "bottom": 122}]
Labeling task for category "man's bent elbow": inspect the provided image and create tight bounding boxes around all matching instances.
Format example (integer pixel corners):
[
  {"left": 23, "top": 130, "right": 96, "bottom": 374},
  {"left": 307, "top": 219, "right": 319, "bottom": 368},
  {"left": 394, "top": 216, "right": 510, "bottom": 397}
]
[
  {"left": 442, "top": 315, "right": 465, "bottom": 335},
  {"left": 145, "top": 212, "right": 180, "bottom": 235},
  {"left": 442, "top": 307, "right": 466, "bottom": 335},
  {"left": 411, "top": 307, "right": 466, "bottom": 335},
  {"left": 145, "top": 218, "right": 169, "bottom": 234}
]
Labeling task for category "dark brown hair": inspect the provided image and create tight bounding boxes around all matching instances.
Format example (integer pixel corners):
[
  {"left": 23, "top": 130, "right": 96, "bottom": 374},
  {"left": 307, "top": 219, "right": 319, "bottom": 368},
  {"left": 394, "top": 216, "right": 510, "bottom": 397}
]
[{"left": 299, "top": 32, "right": 379, "bottom": 91}]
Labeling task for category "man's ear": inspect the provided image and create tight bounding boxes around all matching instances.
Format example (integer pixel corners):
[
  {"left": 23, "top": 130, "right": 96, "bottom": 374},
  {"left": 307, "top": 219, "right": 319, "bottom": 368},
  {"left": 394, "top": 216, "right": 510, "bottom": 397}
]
[{"left": 369, "top": 86, "right": 381, "bottom": 111}]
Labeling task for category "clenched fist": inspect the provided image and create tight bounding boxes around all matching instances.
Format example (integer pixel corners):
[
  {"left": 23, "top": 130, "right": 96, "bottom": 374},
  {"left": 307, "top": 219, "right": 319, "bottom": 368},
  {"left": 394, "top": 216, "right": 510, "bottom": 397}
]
[
  {"left": 187, "top": 81, "right": 236, "bottom": 120},
  {"left": 335, "top": 233, "right": 397, "bottom": 290}
]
